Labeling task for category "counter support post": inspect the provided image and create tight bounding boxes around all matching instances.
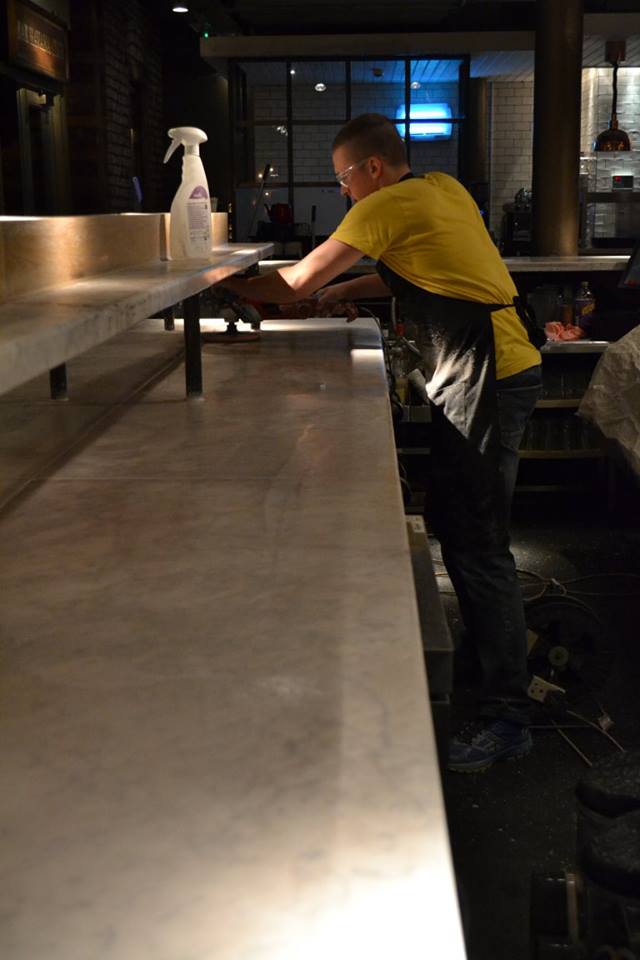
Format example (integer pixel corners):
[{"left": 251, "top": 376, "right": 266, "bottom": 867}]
[
  {"left": 183, "top": 294, "right": 203, "bottom": 397},
  {"left": 163, "top": 306, "right": 175, "bottom": 332},
  {"left": 49, "top": 363, "right": 68, "bottom": 400}
]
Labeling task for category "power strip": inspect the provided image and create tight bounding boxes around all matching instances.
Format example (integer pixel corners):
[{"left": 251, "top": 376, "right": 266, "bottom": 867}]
[{"left": 528, "top": 674, "right": 566, "bottom": 704}]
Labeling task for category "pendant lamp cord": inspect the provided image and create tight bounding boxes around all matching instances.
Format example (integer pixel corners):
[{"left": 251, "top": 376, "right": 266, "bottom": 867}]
[{"left": 611, "top": 60, "right": 619, "bottom": 121}]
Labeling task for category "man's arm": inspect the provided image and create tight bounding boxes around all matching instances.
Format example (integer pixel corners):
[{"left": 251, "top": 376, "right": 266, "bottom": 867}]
[
  {"left": 219, "top": 238, "right": 365, "bottom": 303},
  {"left": 316, "top": 273, "right": 392, "bottom": 305}
]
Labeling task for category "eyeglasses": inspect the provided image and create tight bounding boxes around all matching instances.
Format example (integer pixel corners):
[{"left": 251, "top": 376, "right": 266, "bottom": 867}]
[{"left": 335, "top": 157, "right": 370, "bottom": 187}]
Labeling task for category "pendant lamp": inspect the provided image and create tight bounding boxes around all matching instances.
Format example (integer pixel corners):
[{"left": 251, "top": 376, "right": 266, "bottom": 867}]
[{"left": 594, "top": 41, "right": 631, "bottom": 152}]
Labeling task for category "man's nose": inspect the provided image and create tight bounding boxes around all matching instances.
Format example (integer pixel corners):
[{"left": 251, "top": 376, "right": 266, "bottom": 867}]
[{"left": 340, "top": 184, "right": 350, "bottom": 197}]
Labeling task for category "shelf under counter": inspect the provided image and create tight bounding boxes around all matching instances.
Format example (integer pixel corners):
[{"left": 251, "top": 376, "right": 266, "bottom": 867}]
[
  {"left": 520, "top": 448, "right": 606, "bottom": 460},
  {"left": 536, "top": 398, "right": 581, "bottom": 409},
  {"left": 504, "top": 255, "right": 628, "bottom": 272},
  {"left": 259, "top": 257, "right": 630, "bottom": 278}
]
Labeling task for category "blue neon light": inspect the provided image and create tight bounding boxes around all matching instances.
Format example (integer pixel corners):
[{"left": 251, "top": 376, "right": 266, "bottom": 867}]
[{"left": 395, "top": 102, "right": 453, "bottom": 140}]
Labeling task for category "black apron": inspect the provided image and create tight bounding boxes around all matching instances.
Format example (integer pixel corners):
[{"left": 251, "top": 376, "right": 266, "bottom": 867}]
[
  {"left": 377, "top": 172, "right": 541, "bottom": 549},
  {"left": 378, "top": 259, "right": 510, "bottom": 552}
]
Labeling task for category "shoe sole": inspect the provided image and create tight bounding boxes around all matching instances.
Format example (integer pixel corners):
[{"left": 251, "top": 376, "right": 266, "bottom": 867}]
[{"left": 448, "top": 742, "right": 532, "bottom": 774}]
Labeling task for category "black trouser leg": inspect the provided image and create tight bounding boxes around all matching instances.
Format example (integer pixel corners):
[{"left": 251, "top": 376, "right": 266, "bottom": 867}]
[{"left": 430, "top": 402, "right": 531, "bottom": 726}]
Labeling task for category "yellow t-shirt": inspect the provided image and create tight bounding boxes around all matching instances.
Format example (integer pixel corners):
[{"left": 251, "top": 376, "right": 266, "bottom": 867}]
[{"left": 331, "top": 172, "right": 540, "bottom": 380}]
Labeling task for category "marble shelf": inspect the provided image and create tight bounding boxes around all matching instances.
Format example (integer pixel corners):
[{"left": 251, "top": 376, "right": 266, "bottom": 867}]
[{"left": 0, "top": 243, "right": 272, "bottom": 397}]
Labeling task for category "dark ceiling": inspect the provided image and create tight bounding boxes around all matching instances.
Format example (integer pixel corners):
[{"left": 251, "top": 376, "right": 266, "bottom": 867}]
[{"left": 158, "top": 0, "right": 640, "bottom": 37}]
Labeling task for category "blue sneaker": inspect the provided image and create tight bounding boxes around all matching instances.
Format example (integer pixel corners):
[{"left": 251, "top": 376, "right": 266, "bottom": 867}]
[{"left": 448, "top": 719, "right": 533, "bottom": 773}]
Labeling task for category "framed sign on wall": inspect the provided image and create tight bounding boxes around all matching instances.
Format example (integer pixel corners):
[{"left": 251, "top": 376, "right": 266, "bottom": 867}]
[{"left": 6, "top": 0, "right": 68, "bottom": 82}]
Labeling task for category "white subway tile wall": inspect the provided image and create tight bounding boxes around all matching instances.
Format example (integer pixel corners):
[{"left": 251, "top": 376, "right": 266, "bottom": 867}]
[
  {"left": 489, "top": 65, "right": 640, "bottom": 241},
  {"left": 250, "top": 82, "right": 460, "bottom": 185},
  {"left": 489, "top": 80, "right": 534, "bottom": 237},
  {"left": 243, "top": 59, "right": 640, "bottom": 244},
  {"left": 582, "top": 67, "right": 640, "bottom": 239}
]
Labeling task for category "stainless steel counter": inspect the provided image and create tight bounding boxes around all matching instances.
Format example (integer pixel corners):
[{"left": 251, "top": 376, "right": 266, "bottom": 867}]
[
  {"left": 261, "top": 254, "right": 630, "bottom": 276},
  {"left": 503, "top": 255, "right": 629, "bottom": 272},
  {"left": 0, "top": 316, "right": 465, "bottom": 959}
]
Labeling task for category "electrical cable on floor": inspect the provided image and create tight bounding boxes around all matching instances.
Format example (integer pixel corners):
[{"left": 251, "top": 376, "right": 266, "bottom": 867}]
[
  {"left": 432, "top": 560, "right": 640, "bottom": 601},
  {"left": 551, "top": 721, "right": 594, "bottom": 767},
  {"left": 518, "top": 569, "right": 640, "bottom": 600},
  {"left": 566, "top": 709, "right": 626, "bottom": 753},
  {"left": 430, "top": 553, "right": 631, "bottom": 762}
]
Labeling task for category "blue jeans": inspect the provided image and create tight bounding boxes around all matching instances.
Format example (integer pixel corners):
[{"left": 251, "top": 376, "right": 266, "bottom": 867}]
[
  {"left": 497, "top": 365, "right": 542, "bottom": 520},
  {"left": 376, "top": 267, "right": 542, "bottom": 726},
  {"left": 429, "top": 364, "right": 542, "bottom": 726}
]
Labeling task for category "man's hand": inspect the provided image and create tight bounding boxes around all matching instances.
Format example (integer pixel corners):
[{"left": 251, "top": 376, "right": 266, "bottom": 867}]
[
  {"left": 315, "top": 284, "right": 343, "bottom": 311},
  {"left": 318, "top": 299, "right": 359, "bottom": 322},
  {"left": 213, "top": 238, "right": 364, "bottom": 305},
  {"left": 276, "top": 297, "right": 359, "bottom": 322}
]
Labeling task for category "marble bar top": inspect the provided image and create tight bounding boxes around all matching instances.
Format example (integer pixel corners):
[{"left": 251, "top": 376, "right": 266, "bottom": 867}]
[
  {"left": 0, "top": 243, "right": 272, "bottom": 396},
  {"left": 0, "top": 316, "right": 466, "bottom": 959}
]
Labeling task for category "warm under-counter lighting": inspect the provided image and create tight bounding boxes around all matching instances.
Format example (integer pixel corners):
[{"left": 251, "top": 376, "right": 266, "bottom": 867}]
[{"left": 350, "top": 348, "right": 380, "bottom": 364}]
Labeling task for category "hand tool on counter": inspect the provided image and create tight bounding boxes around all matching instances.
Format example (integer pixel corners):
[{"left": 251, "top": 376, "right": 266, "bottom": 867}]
[{"left": 202, "top": 286, "right": 263, "bottom": 343}]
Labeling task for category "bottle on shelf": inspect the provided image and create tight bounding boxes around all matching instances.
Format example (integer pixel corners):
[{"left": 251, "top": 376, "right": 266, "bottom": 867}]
[
  {"left": 389, "top": 322, "right": 421, "bottom": 404},
  {"left": 574, "top": 280, "right": 596, "bottom": 333}
]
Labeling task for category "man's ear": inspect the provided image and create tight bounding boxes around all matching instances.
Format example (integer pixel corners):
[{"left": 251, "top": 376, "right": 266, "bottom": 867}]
[{"left": 369, "top": 155, "right": 384, "bottom": 179}]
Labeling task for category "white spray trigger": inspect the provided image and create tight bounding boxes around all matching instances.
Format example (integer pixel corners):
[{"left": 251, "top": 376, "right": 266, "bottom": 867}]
[
  {"left": 164, "top": 127, "right": 208, "bottom": 163},
  {"left": 163, "top": 139, "right": 181, "bottom": 164}
]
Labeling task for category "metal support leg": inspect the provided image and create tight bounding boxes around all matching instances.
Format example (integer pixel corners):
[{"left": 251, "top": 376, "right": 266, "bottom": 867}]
[
  {"left": 49, "top": 363, "right": 68, "bottom": 400},
  {"left": 183, "top": 294, "right": 203, "bottom": 397},
  {"left": 163, "top": 306, "right": 175, "bottom": 331}
]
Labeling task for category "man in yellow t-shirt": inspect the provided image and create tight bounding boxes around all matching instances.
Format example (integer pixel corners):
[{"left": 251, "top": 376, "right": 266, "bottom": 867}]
[{"left": 222, "top": 113, "right": 542, "bottom": 773}]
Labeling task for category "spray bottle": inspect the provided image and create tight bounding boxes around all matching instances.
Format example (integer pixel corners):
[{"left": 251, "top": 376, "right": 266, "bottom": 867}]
[{"left": 163, "top": 126, "right": 212, "bottom": 260}]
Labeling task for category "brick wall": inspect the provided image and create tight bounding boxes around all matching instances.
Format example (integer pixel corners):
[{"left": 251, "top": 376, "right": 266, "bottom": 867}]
[
  {"left": 67, "top": 0, "right": 164, "bottom": 213},
  {"left": 488, "top": 80, "right": 534, "bottom": 237},
  {"left": 102, "top": 0, "right": 164, "bottom": 211}
]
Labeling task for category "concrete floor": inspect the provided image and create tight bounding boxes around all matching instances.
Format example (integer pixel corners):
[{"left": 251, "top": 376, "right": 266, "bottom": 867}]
[
  {"left": 440, "top": 503, "right": 640, "bottom": 960},
  {"left": 2, "top": 319, "right": 639, "bottom": 959}
]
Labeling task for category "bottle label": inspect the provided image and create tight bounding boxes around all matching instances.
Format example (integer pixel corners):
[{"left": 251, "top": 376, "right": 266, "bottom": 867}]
[
  {"left": 187, "top": 199, "right": 212, "bottom": 254},
  {"left": 189, "top": 185, "right": 209, "bottom": 200},
  {"left": 575, "top": 300, "right": 595, "bottom": 321}
]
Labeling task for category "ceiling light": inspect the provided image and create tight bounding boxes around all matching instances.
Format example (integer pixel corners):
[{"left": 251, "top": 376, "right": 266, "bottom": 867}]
[
  {"left": 315, "top": 82, "right": 326, "bottom": 92},
  {"left": 411, "top": 81, "right": 421, "bottom": 90},
  {"left": 172, "top": 4, "right": 189, "bottom": 11},
  {"left": 290, "top": 68, "right": 296, "bottom": 75}
]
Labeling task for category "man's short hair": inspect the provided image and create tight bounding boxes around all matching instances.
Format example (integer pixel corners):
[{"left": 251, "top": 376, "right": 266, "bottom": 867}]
[{"left": 332, "top": 113, "right": 407, "bottom": 166}]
